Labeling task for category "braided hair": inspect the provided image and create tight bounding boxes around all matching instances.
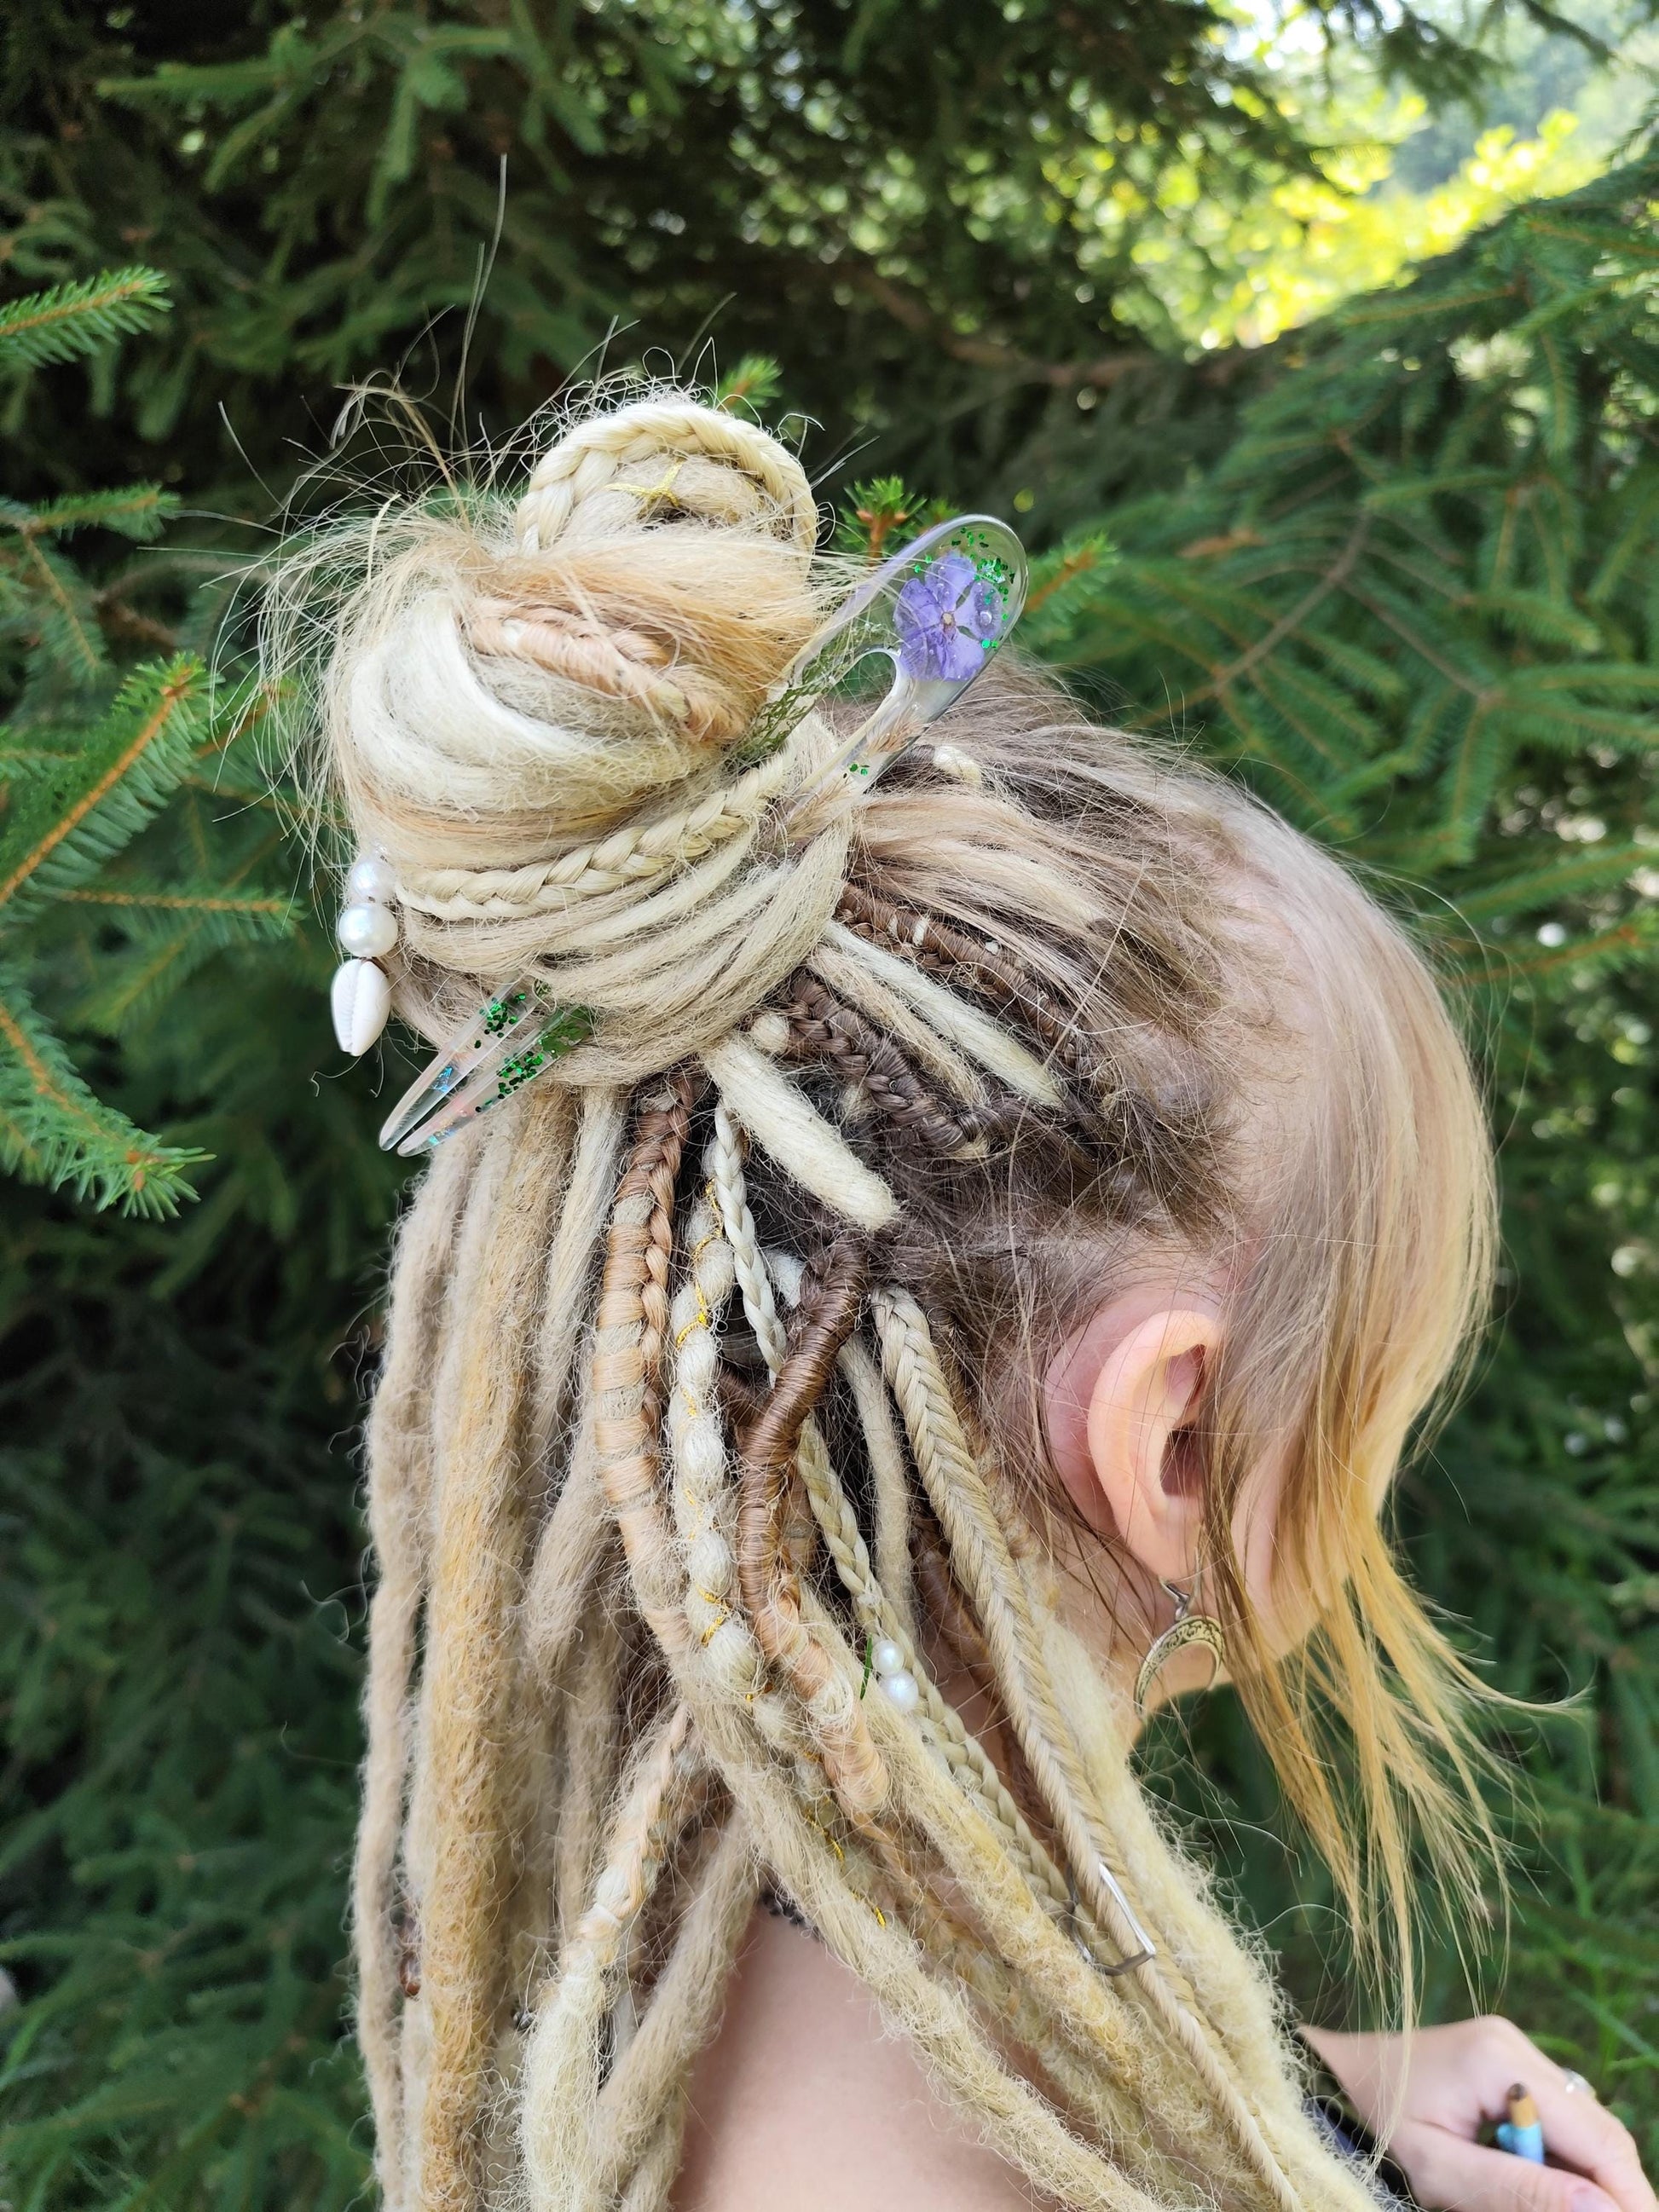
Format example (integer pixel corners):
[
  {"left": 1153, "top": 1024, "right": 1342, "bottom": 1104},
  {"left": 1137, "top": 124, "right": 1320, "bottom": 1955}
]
[{"left": 272, "top": 390, "right": 1501, "bottom": 2212}]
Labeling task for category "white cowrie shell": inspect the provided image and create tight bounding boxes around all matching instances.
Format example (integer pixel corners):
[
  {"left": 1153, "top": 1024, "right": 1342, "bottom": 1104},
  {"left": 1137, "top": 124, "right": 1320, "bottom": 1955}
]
[{"left": 332, "top": 959, "right": 392, "bottom": 1056}]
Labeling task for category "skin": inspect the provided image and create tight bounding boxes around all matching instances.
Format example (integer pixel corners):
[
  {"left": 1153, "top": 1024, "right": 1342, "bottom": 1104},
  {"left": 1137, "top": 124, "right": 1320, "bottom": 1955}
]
[{"left": 673, "top": 1288, "right": 1656, "bottom": 2212}]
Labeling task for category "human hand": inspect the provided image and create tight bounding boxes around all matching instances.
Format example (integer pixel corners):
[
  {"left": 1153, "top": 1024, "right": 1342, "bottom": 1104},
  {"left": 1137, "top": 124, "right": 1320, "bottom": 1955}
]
[{"left": 1304, "top": 2019, "right": 1655, "bottom": 2212}]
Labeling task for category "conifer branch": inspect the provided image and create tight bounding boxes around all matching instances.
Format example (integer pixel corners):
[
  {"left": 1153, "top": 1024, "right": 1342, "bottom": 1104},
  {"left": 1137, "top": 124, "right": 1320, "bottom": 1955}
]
[
  {"left": 0, "top": 966, "right": 205, "bottom": 1214},
  {"left": 0, "top": 660, "right": 205, "bottom": 918},
  {"left": 0, "top": 268, "right": 170, "bottom": 372}
]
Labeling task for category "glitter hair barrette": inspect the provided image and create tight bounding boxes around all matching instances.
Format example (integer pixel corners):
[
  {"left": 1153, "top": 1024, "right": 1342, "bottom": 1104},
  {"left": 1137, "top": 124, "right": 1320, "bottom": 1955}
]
[{"left": 367, "top": 514, "right": 1028, "bottom": 1157}]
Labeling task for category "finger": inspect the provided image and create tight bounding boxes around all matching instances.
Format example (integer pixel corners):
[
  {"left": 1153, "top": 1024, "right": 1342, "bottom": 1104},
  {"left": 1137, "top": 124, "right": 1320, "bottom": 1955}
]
[
  {"left": 1393, "top": 2122, "right": 1621, "bottom": 2212},
  {"left": 1529, "top": 2073, "right": 1656, "bottom": 2212}
]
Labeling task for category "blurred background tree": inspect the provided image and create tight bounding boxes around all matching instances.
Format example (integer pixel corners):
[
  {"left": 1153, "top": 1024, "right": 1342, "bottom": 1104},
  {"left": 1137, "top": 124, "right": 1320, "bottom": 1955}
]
[{"left": 3, "top": 3, "right": 1658, "bottom": 2204}]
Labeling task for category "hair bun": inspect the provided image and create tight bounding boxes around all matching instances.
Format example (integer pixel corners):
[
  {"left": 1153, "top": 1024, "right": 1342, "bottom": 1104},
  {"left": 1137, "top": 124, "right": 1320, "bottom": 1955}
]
[
  {"left": 514, "top": 397, "right": 819, "bottom": 555},
  {"left": 307, "top": 391, "right": 847, "bottom": 1077}
]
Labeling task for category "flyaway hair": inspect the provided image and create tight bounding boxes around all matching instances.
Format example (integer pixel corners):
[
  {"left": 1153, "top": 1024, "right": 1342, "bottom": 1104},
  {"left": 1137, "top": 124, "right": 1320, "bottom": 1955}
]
[{"left": 269, "top": 391, "right": 1501, "bottom": 2211}]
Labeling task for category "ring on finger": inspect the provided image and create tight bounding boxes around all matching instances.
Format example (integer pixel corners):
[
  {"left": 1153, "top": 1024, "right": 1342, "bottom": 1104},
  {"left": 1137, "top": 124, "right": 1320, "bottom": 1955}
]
[{"left": 1560, "top": 2071, "right": 1596, "bottom": 2099}]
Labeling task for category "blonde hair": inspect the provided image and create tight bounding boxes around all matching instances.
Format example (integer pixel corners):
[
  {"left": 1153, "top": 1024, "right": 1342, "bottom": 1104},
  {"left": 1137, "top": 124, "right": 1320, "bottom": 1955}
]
[{"left": 277, "top": 391, "right": 1500, "bottom": 2212}]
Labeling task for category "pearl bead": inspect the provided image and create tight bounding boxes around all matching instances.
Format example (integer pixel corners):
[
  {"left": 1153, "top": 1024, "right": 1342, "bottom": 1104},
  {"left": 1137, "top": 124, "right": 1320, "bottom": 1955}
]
[
  {"left": 870, "top": 1638, "right": 905, "bottom": 1680},
  {"left": 879, "top": 1668, "right": 920, "bottom": 1712},
  {"left": 345, "top": 853, "right": 397, "bottom": 904},
  {"left": 338, "top": 902, "right": 397, "bottom": 958}
]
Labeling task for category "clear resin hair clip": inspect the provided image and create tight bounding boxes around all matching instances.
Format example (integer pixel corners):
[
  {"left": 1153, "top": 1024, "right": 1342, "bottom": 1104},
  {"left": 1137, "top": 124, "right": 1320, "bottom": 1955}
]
[
  {"left": 378, "top": 991, "right": 592, "bottom": 1156},
  {"left": 752, "top": 513, "right": 1028, "bottom": 806},
  {"left": 376, "top": 515, "right": 1026, "bottom": 1155}
]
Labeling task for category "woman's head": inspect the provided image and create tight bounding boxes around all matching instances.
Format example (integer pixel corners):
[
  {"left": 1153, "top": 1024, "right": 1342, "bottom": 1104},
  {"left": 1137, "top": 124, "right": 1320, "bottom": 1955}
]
[{"left": 280, "top": 390, "right": 1499, "bottom": 2212}]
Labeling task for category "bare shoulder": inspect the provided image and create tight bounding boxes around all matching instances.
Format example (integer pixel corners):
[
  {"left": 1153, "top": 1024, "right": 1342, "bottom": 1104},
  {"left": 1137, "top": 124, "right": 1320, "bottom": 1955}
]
[{"left": 673, "top": 1909, "right": 1052, "bottom": 2212}]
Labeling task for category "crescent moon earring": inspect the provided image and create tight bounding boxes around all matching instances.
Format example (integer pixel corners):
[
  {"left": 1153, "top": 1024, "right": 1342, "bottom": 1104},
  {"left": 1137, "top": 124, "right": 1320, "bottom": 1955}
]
[{"left": 1134, "top": 1573, "right": 1227, "bottom": 1718}]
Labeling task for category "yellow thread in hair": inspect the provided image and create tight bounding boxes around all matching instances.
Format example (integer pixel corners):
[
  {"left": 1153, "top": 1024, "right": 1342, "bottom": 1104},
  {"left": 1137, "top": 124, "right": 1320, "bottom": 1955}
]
[
  {"left": 806, "top": 1811, "right": 846, "bottom": 1863},
  {"left": 699, "top": 1612, "right": 731, "bottom": 1645},
  {"left": 615, "top": 455, "right": 688, "bottom": 511},
  {"left": 673, "top": 1295, "right": 712, "bottom": 1348}
]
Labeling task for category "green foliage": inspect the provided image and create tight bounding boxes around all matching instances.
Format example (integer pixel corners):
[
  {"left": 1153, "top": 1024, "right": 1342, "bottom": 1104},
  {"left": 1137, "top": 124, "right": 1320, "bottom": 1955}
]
[
  {"left": 1045, "top": 155, "right": 1659, "bottom": 957},
  {"left": 832, "top": 477, "right": 951, "bottom": 562},
  {"left": 0, "top": 1002, "right": 404, "bottom": 2208},
  {"left": 0, "top": 266, "right": 298, "bottom": 1216},
  {"left": 3, "top": 10, "right": 1659, "bottom": 2204},
  {"left": 0, "top": 269, "right": 171, "bottom": 373},
  {"left": 9, "top": 0, "right": 1642, "bottom": 528}
]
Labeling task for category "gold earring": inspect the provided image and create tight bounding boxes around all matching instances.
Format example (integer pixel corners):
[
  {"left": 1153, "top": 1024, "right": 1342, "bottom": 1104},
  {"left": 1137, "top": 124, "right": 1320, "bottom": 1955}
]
[{"left": 1133, "top": 1574, "right": 1226, "bottom": 1718}]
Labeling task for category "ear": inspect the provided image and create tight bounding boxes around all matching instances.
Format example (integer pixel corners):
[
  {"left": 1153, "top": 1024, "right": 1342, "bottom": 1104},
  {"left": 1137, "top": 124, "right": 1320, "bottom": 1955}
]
[{"left": 1044, "top": 1302, "right": 1221, "bottom": 1585}]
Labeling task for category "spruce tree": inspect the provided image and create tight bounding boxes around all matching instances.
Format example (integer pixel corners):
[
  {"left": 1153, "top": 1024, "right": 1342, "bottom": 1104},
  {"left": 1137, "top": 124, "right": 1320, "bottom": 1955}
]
[{"left": 3, "top": 12, "right": 1659, "bottom": 2205}]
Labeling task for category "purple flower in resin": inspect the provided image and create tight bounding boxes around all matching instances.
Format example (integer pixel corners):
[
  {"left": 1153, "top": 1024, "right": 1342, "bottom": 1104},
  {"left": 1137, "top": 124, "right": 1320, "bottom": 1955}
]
[{"left": 893, "top": 552, "right": 1005, "bottom": 681}]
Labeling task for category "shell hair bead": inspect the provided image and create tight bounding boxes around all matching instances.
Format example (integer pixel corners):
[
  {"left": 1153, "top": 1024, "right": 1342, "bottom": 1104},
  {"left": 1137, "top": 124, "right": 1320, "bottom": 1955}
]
[{"left": 331, "top": 853, "right": 398, "bottom": 1057}]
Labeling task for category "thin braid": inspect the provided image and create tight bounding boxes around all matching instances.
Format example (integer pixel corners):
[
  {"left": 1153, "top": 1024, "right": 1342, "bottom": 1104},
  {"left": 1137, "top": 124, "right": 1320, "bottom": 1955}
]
[
  {"left": 837, "top": 879, "right": 1090, "bottom": 1079},
  {"left": 665, "top": 1179, "right": 776, "bottom": 1724},
  {"left": 708, "top": 1103, "right": 787, "bottom": 1369},
  {"left": 354, "top": 1133, "right": 480, "bottom": 2208},
  {"left": 873, "top": 1285, "right": 1309, "bottom": 2212},
  {"left": 780, "top": 967, "right": 990, "bottom": 1154},
  {"left": 819, "top": 917, "right": 1064, "bottom": 1108},
  {"left": 874, "top": 1285, "right": 1173, "bottom": 1950},
  {"left": 663, "top": 1170, "right": 859, "bottom": 1852},
  {"left": 520, "top": 1703, "right": 699, "bottom": 2212},
  {"left": 735, "top": 1241, "right": 887, "bottom": 1817},
  {"left": 835, "top": 885, "right": 1227, "bottom": 1228},
  {"left": 806, "top": 938, "right": 988, "bottom": 1108},
  {"left": 710, "top": 1134, "right": 919, "bottom": 1643},
  {"left": 791, "top": 1402, "right": 1077, "bottom": 1922},
  {"left": 594, "top": 1816, "right": 760, "bottom": 2205},
  {"left": 592, "top": 1071, "right": 703, "bottom": 1652},
  {"left": 515, "top": 398, "right": 818, "bottom": 555},
  {"left": 702, "top": 1136, "right": 816, "bottom": 1591},
  {"left": 398, "top": 751, "right": 794, "bottom": 918}
]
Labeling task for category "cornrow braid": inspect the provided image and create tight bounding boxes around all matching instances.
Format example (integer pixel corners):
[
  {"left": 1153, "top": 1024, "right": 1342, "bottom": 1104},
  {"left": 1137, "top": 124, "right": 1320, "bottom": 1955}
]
[
  {"left": 836, "top": 878, "right": 1090, "bottom": 1082},
  {"left": 835, "top": 880, "right": 1225, "bottom": 1230},
  {"left": 779, "top": 967, "right": 1030, "bottom": 1155}
]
